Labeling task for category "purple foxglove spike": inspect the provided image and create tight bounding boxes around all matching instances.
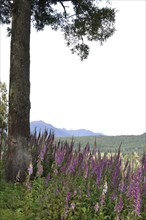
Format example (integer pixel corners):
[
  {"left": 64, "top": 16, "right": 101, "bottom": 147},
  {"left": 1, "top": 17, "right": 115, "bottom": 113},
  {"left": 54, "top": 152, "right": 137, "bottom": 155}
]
[
  {"left": 133, "top": 175, "right": 141, "bottom": 216},
  {"left": 94, "top": 202, "right": 99, "bottom": 213},
  {"left": 45, "top": 173, "right": 50, "bottom": 186},
  {"left": 92, "top": 145, "right": 97, "bottom": 156},
  {"left": 36, "top": 162, "right": 43, "bottom": 177},
  {"left": 111, "top": 192, "right": 117, "bottom": 201},
  {"left": 84, "top": 163, "right": 88, "bottom": 179},
  {"left": 114, "top": 194, "right": 123, "bottom": 214},
  {"left": 28, "top": 162, "right": 33, "bottom": 176},
  {"left": 118, "top": 181, "right": 125, "bottom": 192},
  {"left": 96, "top": 168, "right": 102, "bottom": 186},
  {"left": 70, "top": 202, "right": 75, "bottom": 210},
  {"left": 74, "top": 190, "right": 77, "bottom": 196},
  {"left": 100, "top": 193, "right": 105, "bottom": 205},
  {"left": 66, "top": 191, "right": 71, "bottom": 204}
]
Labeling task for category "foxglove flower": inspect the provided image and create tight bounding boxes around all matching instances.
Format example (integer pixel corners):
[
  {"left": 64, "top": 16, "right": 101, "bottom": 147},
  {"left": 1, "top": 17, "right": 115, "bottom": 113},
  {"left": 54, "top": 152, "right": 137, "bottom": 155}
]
[
  {"left": 16, "top": 170, "right": 20, "bottom": 182},
  {"left": 74, "top": 190, "right": 77, "bottom": 196},
  {"left": 39, "top": 144, "right": 47, "bottom": 161},
  {"left": 111, "top": 192, "right": 117, "bottom": 201},
  {"left": 127, "top": 168, "right": 142, "bottom": 216},
  {"left": 114, "top": 195, "right": 123, "bottom": 214},
  {"left": 28, "top": 162, "right": 33, "bottom": 176},
  {"left": 36, "top": 161, "right": 43, "bottom": 176},
  {"left": 44, "top": 173, "right": 50, "bottom": 186},
  {"left": 133, "top": 176, "right": 141, "bottom": 216},
  {"left": 103, "top": 180, "right": 108, "bottom": 194},
  {"left": 118, "top": 180, "right": 125, "bottom": 193},
  {"left": 84, "top": 162, "right": 89, "bottom": 179},
  {"left": 70, "top": 202, "right": 75, "bottom": 210},
  {"left": 96, "top": 167, "right": 102, "bottom": 186},
  {"left": 66, "top": 191, "right": 71, "bottom": 205},
  {"left": 94, "top": 202, "right": 99, "bottom": 213},
  {"left": 55, "top": 149, "right": 65, "bottom": 166},
  {"left": 100, "top": 193, "right": 105, "bottom": 205}
]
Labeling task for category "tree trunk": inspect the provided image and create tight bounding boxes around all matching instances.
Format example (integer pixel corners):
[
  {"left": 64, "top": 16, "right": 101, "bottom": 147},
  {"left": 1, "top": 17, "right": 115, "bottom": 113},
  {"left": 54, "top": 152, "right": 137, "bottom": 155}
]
[{"left": 5, "top": 0, "right": 31, "bottom": 181}]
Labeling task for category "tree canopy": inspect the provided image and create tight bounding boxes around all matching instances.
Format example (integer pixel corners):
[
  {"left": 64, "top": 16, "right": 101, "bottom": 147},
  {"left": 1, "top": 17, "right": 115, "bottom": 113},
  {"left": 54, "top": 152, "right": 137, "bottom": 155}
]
[{"left": 1, "top": 0, "right": 116, "bottom": 60}]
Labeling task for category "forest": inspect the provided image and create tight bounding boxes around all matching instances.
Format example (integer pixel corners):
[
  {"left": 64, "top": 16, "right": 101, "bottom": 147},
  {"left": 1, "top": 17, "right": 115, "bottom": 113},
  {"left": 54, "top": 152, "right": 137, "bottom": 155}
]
[{"left": 56, "top": 133, "right": 146, "bottom": 155}]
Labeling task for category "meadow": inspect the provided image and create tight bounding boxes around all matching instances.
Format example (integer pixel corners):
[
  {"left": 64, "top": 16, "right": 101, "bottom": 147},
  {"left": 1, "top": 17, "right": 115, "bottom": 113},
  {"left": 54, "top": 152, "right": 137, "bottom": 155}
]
[{"left": 0, "top": 132, "right": 146, "bottom": 219}]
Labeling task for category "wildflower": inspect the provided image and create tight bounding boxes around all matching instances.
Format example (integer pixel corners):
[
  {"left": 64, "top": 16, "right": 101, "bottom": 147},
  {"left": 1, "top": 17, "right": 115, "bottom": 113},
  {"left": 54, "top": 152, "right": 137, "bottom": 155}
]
[
  {"left": 112, "top": 167, "right": 120, "bottom": 186},
  {"left": 118, "top": 181, "right": 125, "bottom": 192},
  {"left": 133, "top": 179, "right": 141, "bottom": 216},
  {"left": 70, "top": 202, "right": 75, "bottom": 210},
  {"left": 111, "top": 192, "right": 117, "bottom": 201},
  {"left": 16, "top": 170, "right": 20, "bottom": 182},
  {"left": 96, "top": 167, "right": 102, "bottom": 185},
  {"left": 55, "top": 149, "right": 65, "bottom": 166},
  {"left": 63, "top": 207, "right": 68, "bottom": 219},
  {"left": 36, "top": 161, "right": 43, "bottom": 176},
  {"left": 66, "top": 191, "right": 71, "bottom": 205},
  {"left": 28, "top": 162, "right": 33, "bottom": 176},
  {"left": 74, "top": 190, "right": 77, "bottom": 196},
  {"left": 103, "top": 180, "right": 108, "bottom": 194},
  {"left": 94, "top": 202, "right": 99, "bottom": 213},
  {"left": 63, "top": 192, "right": 70, "bottom": 219},
  {"left": 39, "top": 144, "right": 47, "bottom": 161},
  {"left": 126, "top": 168, "right": 142, "bottom": 217},
  {"left": 84, "top": 162, "right": 88, "bottom": 179},
  {"left": 114, "top": 195, "right": 123, "bottom": 214},
  {"left": 44, "top": 173, "right": 50, "bottom": 186},
  {"left": 54, "top": 168, "right": 58, "bottom": 175},
  {"left": 100, "top": 193, "right": 105, "bottom": 205}
]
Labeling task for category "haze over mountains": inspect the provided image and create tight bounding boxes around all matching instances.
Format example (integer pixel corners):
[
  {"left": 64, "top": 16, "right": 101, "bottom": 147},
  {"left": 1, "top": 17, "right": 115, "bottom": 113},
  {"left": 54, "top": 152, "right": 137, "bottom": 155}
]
[{"left": 30, "top": 120, "right": 104, "bottom": 137}]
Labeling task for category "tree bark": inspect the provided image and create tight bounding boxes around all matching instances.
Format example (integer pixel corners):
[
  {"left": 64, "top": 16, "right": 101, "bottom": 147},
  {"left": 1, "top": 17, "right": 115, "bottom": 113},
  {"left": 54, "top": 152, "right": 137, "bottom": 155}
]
[{"left": 5, "top": 0, "right": 31, "bottom": 181}]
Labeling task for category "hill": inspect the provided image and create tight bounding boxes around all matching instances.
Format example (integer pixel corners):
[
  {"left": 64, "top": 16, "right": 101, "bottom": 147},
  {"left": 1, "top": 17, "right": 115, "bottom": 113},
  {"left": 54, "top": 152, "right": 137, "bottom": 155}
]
[{"left": 57, "top": 133, "right": 146, "bottom": 154}]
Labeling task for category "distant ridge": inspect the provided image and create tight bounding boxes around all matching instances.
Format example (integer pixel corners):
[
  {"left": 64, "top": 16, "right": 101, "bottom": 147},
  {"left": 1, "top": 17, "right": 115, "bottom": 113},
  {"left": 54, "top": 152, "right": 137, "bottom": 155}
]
[{"left": 30, "top": 120, "right": 104, "bottom": 137}]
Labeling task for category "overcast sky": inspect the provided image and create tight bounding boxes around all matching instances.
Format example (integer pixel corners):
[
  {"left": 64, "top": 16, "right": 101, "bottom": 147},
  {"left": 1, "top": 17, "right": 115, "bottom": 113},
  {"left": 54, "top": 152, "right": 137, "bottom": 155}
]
[{"left": 0, "top": 0, "right": 145, "bottom": 136}]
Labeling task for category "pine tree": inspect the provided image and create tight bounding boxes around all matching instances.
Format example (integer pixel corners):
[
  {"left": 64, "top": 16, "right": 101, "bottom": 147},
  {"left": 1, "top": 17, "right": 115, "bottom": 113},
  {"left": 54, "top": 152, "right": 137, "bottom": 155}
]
[{"left": 0, "top": 0, "right": 116, "bottom": 181}]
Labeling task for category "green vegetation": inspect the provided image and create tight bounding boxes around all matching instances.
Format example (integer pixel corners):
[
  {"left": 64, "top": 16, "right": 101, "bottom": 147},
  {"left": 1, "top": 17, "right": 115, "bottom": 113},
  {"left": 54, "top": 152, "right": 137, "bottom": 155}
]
[
  {"left": 56, "top": 133, "right": 146, "bottom": 155},
  {"left": 0, "top": 132, "right": 146, "bottom": 219}
]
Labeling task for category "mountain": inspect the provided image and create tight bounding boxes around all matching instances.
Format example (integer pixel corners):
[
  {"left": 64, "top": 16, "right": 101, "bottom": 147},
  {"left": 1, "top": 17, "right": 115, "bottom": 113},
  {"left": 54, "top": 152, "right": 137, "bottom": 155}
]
[
  {"left": 30, "top": 120, "right": 104, "bottom": 137},
  {"left": 61, "top": 128, "right": 103, "bottom": 137},
  {"left": 30, "top": 121, "right": 69, "bottom": 137}
]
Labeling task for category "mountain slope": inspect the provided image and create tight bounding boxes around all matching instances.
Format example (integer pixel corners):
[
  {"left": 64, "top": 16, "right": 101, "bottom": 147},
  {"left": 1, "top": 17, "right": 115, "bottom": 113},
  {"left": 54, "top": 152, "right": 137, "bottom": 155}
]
[
  {"left": 30, "top": 120, "right": 104, "bottom": 137},
  {"left": 30, "top": 121, "right": 69, "bottom": 137}
]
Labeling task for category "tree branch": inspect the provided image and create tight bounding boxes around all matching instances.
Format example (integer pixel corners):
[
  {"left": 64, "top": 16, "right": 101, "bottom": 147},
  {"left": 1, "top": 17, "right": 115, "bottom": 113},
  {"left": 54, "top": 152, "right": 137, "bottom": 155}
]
[{"left": 59, "top": 1, "right": 67, "bottom": 18}]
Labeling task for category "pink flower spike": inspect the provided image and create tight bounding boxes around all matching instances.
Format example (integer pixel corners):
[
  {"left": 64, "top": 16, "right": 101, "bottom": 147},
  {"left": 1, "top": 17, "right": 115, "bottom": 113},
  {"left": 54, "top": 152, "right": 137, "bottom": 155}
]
[
  {"left": 94, "top": 202, "right": 99, "bottom": 213},
  {"left": 28, "top": 162, "right": 33, "bottom": 176},
  {"left": 70, "top": 202, "right": 75, "bottom": 210}
]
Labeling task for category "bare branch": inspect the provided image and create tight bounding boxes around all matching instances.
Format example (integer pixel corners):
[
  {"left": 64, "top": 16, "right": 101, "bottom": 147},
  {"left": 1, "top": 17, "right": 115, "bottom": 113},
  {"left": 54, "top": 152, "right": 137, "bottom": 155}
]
[{"left": 59, "top": 1, "right": 67, "bottom": 18}]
